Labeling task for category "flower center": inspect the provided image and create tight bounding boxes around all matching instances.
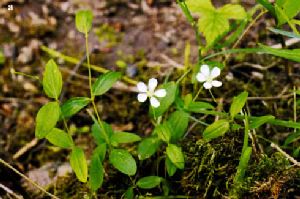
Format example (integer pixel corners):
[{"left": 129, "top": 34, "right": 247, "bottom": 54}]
[
  {"left": 206, "top": 76, "right": 213, "bottom": 83},
  {"left": 147, "top": 90, "right": 154, "bottom": 97}
]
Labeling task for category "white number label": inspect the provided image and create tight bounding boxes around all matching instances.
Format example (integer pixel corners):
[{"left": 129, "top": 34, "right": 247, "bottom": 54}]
[{"left": 8, "top": 5, "right": 13, "bottom": 11}]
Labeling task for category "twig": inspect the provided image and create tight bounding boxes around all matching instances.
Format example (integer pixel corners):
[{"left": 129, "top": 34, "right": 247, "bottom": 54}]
[
  {"left": 0, "top": 158, "right": 60, "bottom": 199},
  {"left": 160, "top": 54, "right": 184, "bottom": 69},
  {"left": 13, "top": 138, "right": 38, "bottom": 160},
  {"left": 41, "top": 45, "right": 138, "bottom": 85},
  {"left": 0, "top": 183, "right": 23, "bottom": 199},
  {"left": 270, "top": 143, "right": 300, "bottom": 166}
]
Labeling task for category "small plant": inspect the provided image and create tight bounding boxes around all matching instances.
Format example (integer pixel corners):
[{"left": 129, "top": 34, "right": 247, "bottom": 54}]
[{"left": 4, "top": 0, "right": 299, "bottom": 198}]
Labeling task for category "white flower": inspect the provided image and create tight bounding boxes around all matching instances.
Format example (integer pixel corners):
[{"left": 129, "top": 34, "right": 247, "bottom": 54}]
[
  {"left": 137, "top": 78, "right": 167, "bottom": 108},
  {"left": 196, "top": 64, "right": 222, "bottom": 89}
]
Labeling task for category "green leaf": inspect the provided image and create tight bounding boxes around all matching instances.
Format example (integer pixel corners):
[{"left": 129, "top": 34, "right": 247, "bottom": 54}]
[
  {"left": 198, "top": 9, "right": 229, "bottom": 46},
  {"left": 35, "top": 101, "right": 60, "bottom": 138},
  {"left": 70, "top": 147, "right": 88, "bottom": 183},
  {"left": 111, "top": 132, "right": 141, "bottom": 146},
  {"left": 284, "top": 131, "right": 300, "bottom": 146},
  {"left": 186, "top": 101, "right": 214, "bottom": 113},
  {"left": 138, "top": 137, "right": 161, "bottom": 160},
  {"left": 60, "top": 97, "right": 90, "bottom": 119},
  {"left": 136, "top": 176, "right": 163, "bottom": 189},
  {"left": 166, "top": 144, "right": 185, "bottom": 169},
  {"left": 0, "top": 50, "right": 5, "bottom": 64},
  {"left": 167, "top": 111, "right": 189, "bottom": 142},
  {"left": 230, "top": 91, "right": 248, "bottom": 118},
  {"left": 185, "top": 0, "right": 214, "bottom": 14},
  {"left": 46, "top": 128, "right": 73, "bottom": 148},
  {"left": 92, "top": 72, "right": 121, "bottom": 96},
  {"left": 234, "top": 147, "right": 252, "bottom": 184},
  {"left": 275, "top": 0, "right": 300, "bottom": 25},
  {"left": 218, "top": 4, "right": 247, "bottom": 19},
  {"left": 75, "top": 10, "right": 93, "bottom": 34},
  {"left": 203, "top": 119, "right": 230, "bottom": 141},
  {"left": 165, "top": 157, "right": 177, "bottom": 177},
  {"left": 92, "top": 143, "right": 107, "bottom": 162},
  {"left": 155, "top": 123, "right": 171, "bottom": 143},
  {"left": 150, "top": 82, "right": 177, "bottom": 117},
  {"left": 260, "top": 44, "right": 300, "bottom": 63},
  {"left": 91, "top": 121, "right": 113, "bottom": 145},
  {"left": 186, "top": 0, "right": 246, "bottom": 47},
  {"left": 249, "top": 115, "right": 275, "bottom": 129},
  {"left": 89, "top": 154, "right": 104, "bottom": 191},
  {"left": 124, "top": 187, "right": 134, "bottom": 199},
  {"left": 109, "top": 149, "right": 137, "bottom": 176},
  {"left": 268, "top": 27, "right": 300, "bottom": 39},
  {"left": 256, "top": 0, "right": 276, "bottom": 17},
  {"left": 43, "top": 59, "right": 62, "bottom": 99}
]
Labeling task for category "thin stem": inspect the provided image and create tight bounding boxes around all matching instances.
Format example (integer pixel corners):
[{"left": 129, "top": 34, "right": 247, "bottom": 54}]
[
  {"left": 293, "top": 86, "right": 297, "bottom": 132},
  {"left": 0, "top": 158, "right": 59, "bottom": 199},
  {"left": 193, "top": 86, "right": 203, "bottom": 101},
  {"left": 85, "top": 33, "right": 93, "bottom": 99},
  {"left": 85, "top": 32, "right": 110, "bottom": 147},
  {"left": 11, "top": 69, "right": 40, "bottom": 80},
  {"left": 209, "top": 89, "right": 216, "bottom": 103}
]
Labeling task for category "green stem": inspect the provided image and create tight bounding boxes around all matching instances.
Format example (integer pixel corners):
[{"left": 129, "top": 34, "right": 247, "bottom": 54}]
[
  {"left": 193, "top": 86, "right": 203, "bottom": 101},
  {"left": 85, "top": 33, "right": 93, "bottom": 99},
  {"left": 0, "top": 158, "right": 59, "bottom": 199},
  {"left": 209, "top": 89, "right": 216, "bottom": 103},
  {"left": 85, "top": 32, "right": 110, "bottom": 147}
]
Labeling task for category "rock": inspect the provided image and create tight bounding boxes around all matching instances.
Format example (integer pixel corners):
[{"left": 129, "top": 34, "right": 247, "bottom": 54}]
[{"left": 17, "top": 46, "right": 32, "bottom": 64}]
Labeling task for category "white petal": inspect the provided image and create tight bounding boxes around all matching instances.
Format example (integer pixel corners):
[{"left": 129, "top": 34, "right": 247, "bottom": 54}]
[
  {"left": 212, "top": 80, "right": 222, "bottom": 87},
  {"left": 200, "top": 64, "right": 210, "bottom": 76},
  {"left": 211, "top": 67, "right": 221, "bottom": 78},
  {"left": 196, "top": 73, "right": 206, "bottom": 82},
  {"left": 137, "top": 93, "right": 148, "bottom": 102},
  {"left": 150, "top": 97, "right": 160, "bottom": 108},
  {"left": 137, "top": 82, "right": 147, "bottom": 92},
  {"left": 203, "top": 82, "right": 212, "bottom": 89},
  {"left": 148, "top": 78, "right": 158, "bottom": 92},
  {"left": 154, "top": 89, "right": 166, "bottom": 98}
]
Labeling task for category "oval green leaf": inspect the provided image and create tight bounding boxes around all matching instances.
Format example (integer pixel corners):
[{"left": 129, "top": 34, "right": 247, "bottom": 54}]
[
  {"left": 89, "top": 154, "right": 104, "bottom": 191},
  {"left": 60, "top": 97, "right": 90, "bottom": 119},
  {"left": 186, "top": 101, "right": 214, "bottom": 112},
  {"left": 249, "top": 115, "right": 275, "bottom": 129},
  {"left": 109, "top": 149, "right": 137, "bottom": 176},
  {"left": 92, "top": 143, "right": 107, "bottom": 162},
  {"left": 138, "top": 137, "right": 161, "bottom": 160},
  {"left": 165, "top": 157, "right": 177, "bottom": 177},
  {"left": 91, "top": 121, "right": 113, "bottom": 145},
  {"left": 203, "top": 119, "right": 230, "bottom": 141},
  {"left": 166, "top": 144, "right": 184, "bottom": 169},
  {"left": 136, "top": 176, "right": 162, "bottom": 189},
  {"left": 111, "top": 132, "right": 141, "bottom": 146},
  {"left": 167, "top": 110, "right": 189, "bottom": 142},
  {"left": 46, "top": 128, "right": 73, "bottom": 148},
  {"left": 43, "top": 59, "right": 62, "bottom": 99},
  {"left": 230, "top": 91, "right": 248, "bottom": 118},
  {"left": 70, "top": 147, "right": 88, "bottom": 183},
  {"left": 35, "top": 101, "right": 60, "bottom": 139},
  {"left": 155, "top": 123, "right": 171, "bottom": 143},
  {"left": 75, "top": 10, "right": 93, "bottom": 34},
  {"left": 92, "top": 72, "right": 122, "bottom": 96}
]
